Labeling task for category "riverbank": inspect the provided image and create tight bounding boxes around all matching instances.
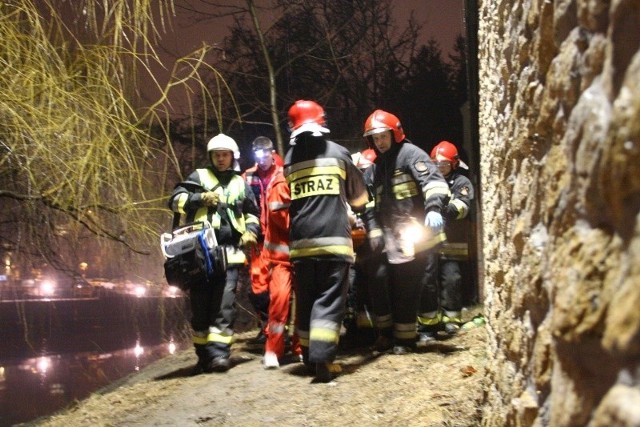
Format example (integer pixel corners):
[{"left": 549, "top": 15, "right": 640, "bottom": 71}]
[{"left": 35, "top": 309, "right": 487, "bottom": 427}]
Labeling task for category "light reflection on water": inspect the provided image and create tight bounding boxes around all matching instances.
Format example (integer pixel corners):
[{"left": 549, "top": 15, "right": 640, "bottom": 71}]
[
  {"left": 0, "top": 336, "right": 189, "bottom": 426},
  {"left": 0, "top": 292, "right": 192, "bottom": 426}
]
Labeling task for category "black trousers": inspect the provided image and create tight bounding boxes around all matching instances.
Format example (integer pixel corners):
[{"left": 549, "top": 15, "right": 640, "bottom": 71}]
[
  {"left": 190, "top": 267, "right": 239, "bottom": 359},
  {"left": 419, "top": 254, "right": 463, "bottom": 316},
  {"left": 293, "top": 259, "right": 350, "bottom": 364},
  {"left": 368, "top": 254, "right": 426, "bottom": 346}
]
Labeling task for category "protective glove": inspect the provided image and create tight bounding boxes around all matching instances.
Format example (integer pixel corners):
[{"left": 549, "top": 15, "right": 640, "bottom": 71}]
[
  {"left": 240, "top": 231, "right": 258, "bottom": 248},
  {"left": 201, "top": 191, "right": 220, "bottom": 207},
  {"left": 424, "top": 211, "right": 444, "bottom": 233}
]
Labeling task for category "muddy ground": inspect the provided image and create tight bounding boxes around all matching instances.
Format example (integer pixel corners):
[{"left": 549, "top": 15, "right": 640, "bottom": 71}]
[{"left": 34, "top": 304, "right": 487, "bottom": 427}]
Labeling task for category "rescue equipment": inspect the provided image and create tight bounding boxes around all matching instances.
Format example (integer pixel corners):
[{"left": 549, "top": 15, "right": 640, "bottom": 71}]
[{"left": 161, "top": 222, "right": 227, "bottom": 291}]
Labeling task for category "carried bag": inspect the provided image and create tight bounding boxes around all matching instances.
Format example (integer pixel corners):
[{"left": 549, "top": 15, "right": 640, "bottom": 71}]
[{"left": 161, "top": 221, "right": 227, "bottom": 291}]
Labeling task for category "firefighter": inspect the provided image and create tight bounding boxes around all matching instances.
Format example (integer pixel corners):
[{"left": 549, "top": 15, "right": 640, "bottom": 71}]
[
  {"left": 168, "top": 133, "right": 260, "bottom": 373},
  {"left": 343, "top": 148, "right": 378, "bottom": 348},
  {"left": 418, "top": 140, "right": 475, "bottom": 340},
  {"left": 242, "top": 137, "right": 278, "bottom": 347},
  {"left": 363, "top": 110, "right": 450, "bottom": 355},
  {"left": 284, "top": 100, "right": 368, "bottom": 382}
]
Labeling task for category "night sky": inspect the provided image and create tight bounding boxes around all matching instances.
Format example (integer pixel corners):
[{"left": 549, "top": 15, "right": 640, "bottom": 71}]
[{"left": 144, "top": 0, "right": 465, "bottom": 116}]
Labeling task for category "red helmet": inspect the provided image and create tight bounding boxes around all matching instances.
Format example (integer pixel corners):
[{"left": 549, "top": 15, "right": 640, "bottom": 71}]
[
  {"left": 356, "top": 148, "right": 377, "bottom": 169},
  {"left": 363, "top": 109, "right": 405, "bottom": 143},
  {"left": 430, "top": 140, "right": 468, "bottom": 169},
  {"left": 288, "top": 100, "right": 329, "bottom": 138}
]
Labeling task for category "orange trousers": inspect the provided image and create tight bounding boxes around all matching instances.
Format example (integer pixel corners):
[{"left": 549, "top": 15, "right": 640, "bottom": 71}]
[
  {"left": 249, "top": 245, "right": 270, "bottom": 330},
  {"left": 265, "top": 262, "right": 301, "bottom": 358}
]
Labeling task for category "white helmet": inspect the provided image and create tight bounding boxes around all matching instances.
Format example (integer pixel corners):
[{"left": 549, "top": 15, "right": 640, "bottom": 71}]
[{"left": 207, "top": 133, "right": 240, "bottom": 159}]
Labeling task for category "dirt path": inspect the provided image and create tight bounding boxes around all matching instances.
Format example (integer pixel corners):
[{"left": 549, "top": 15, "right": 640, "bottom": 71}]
[{"left": 36, "top": 311, "right": 486, "bottom": 427}]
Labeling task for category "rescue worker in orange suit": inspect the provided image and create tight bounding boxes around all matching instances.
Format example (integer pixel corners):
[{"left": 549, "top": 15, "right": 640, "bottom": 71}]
[
  {"left": 418, "top": 140, "right": 475, "bottom": 340},
  {"left": 242, "top": 137, "right": 280, "bottom": 345},
  {"left": 168, "top": 133, "right": 260, "bottom": 373},
  {"left": 363, "top": 110, "right": 450, "bottom": 355},
  {"left": 284, "top": 100, "right": 368, "bottom": 382},
  {"left": 343, "top": 148, "right": 378, "bottom": 348},
  {"left": 245, "top": 137, "right": 302, "bottom": 369}
]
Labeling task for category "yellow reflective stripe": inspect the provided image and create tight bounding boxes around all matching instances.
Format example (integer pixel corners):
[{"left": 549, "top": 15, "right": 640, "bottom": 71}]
[
  {"left": 442, "top": 310, "right": 462, "bottom": 323},
  {"left": 417, "top": 311, "right": 442, "bottom": 326},
  {"left": 207, "top": 332, "right": 234, "bottom": 345},
  {"left": 245, "top": 213, "right": 259, "bottom": 225},
  {"left": 288, "top": 166, "right": 346, "bottom": 181},
  {"left": 451, "top": 199, "right": 469, "bottom": 219},
  {"left": 310, "top": 319, "right": 340, "bottom": 343},
  {"left": 375, "top": 314, "right": 393, "bottom": 329},
  {"left": 393, "top": 181, "right": 419, "bottom": 200},
  {"left": 193, "top": 335, "right": 208, "bottom": 345},
  {"left": 297, "top": 329, "right": 310, "bottom": 347},
  {"left": 225, "top": 247, "right": 246, "bottom": 264},
  {"left": 394, "top": 322, "right": 417, "bottom": 339},
  {"left": 423, "top": 181, "right": 451, "bottom": 200},
  {"left": 193, "top": 206, "right": 210, "bottom": 224},
  {"left": 174, "top": 193, "right": 188, "bottom": 214},
  {"left": 290, "top": 236, "right": 353, "bottom": 258},
  {"left": 310, "top": 327, "right": 340, "bottom": 343},
  {"left": 286, "top": 158, "right": 347, "bottom": 180},
  {"left": 290, "top": 245, "right": 353, "bottom": 258}
]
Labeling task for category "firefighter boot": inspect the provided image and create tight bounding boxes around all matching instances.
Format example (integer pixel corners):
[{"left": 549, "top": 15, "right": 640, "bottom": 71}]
[
  {"left": 417, "top": 310, "right": 442, "bottom": 343},
  {"left": 314, "top": 362, "right": 342, "bottom": 383},
  {"left": 370, "top": 329, "right": 393, "bottom": 353},
  {"left": 442, "top": 309, "right": 463, "bottom": 337},
  {"left": 206, "top": 356, "right": 231, "bottom": 373}
]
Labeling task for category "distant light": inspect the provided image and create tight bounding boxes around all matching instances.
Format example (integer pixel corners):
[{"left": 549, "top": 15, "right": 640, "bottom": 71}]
[
  {"left": 168, "top": 340, "right": 177, "bottom": 354},
  {"left": 40, "top": 280, "right": 56, "bottom": 297},
  {"left": 37, "top": 357, "right": 51, "bottom": 374},
  {"left": 134, "top": 342, "right": 144, "bottom": 357},
  {"left": 134, "top": 286, "right": 146, "bottom": 297}
]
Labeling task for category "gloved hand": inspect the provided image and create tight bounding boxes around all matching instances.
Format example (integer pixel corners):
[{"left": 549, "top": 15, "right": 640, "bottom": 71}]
[
  {"left": 240, "top": 231, "right": 258, "bottom": 248},
  {"left": 201, "top": 191, "right": 220, "bottom": 207},
  {"left": 424, "top": 211, "right": 444, "bottom": 233}
]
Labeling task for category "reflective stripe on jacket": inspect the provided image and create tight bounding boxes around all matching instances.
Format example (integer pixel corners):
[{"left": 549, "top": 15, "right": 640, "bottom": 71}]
[
  {"left": 284, "top": 135, "right": 368, "bottom": 263},
  {"left": 262, "top": 168, "right": 291, "bottom": 264}
]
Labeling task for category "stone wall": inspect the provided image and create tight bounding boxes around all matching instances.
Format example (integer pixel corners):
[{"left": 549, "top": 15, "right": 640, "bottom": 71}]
[{"left": 477, "top": 0, "right": 640, "bottom": 425}]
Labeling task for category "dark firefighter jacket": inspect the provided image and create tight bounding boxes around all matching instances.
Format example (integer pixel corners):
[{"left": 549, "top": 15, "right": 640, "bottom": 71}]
[
  {"left": 284, "top": 134, "right": 369, "bottom": 263},
  {"left": 369, "top": 141, "right": 450, "bottom": 263},
  {"left": 442, "top": 170, "right": 474, "bottom": 244}
]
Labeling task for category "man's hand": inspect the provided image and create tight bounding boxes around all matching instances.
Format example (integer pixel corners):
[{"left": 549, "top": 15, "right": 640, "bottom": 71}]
[
  {"left": 201, "top": 191, "right": 220, "bottom": 207},
  {"left": 240, "top": 231, "right": 258, "bottom": 248},
  {"left": 424, "top": 211, "right": 444, "bottom": 233}
]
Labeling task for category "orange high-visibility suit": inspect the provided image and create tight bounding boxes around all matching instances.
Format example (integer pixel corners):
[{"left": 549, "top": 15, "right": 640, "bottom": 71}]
[
  {"left": 243, "top": 163, "right": 274, "bottom": 333},
  {"left": 262, "top": 168, "right": 301, "bottom": 358}
]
